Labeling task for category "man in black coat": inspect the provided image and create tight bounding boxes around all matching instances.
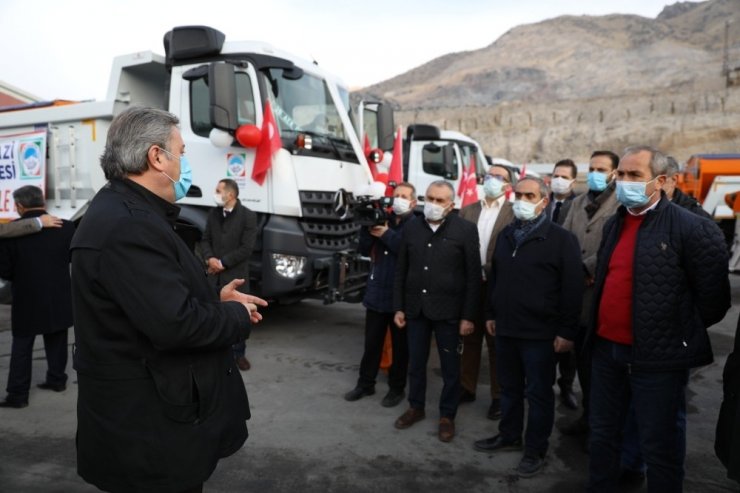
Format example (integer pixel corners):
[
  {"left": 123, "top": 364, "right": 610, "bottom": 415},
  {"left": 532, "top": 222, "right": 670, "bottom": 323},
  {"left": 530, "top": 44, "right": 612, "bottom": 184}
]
[
  {"left": 0, "top": 185, "right": 75, "bottom": 408},
  {"left": 586, "top": 146, "right": 730, "bottom": 492},
  {"left": 473, "top": 176, "right": 583, "bottom": 478},
  {"left": 201, "top": 178, "right": 258, "bottom": 371},
  {"left": 70, "top": 107, "right": 267, "bottom": 493},
  {"left": 393, "top": 180, "right": 481, "bottom": 443}
]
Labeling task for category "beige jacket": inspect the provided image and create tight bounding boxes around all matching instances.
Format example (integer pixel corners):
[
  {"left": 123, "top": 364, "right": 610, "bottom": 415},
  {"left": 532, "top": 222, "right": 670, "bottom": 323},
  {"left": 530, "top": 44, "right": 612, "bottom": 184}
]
[{"left": 459, "top": 198, "right": 515, "bottom": 277}]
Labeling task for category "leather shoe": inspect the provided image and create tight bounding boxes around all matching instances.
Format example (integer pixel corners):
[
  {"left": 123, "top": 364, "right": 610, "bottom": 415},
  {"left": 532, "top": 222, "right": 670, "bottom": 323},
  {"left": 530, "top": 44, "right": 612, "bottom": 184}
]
[
  {"left": 0, "top": 399, "right": 28, "bottom": 409},
  {"left": 438, "top": 417, "right": 455, "bottom": 442},
  {"left": 517, "top": 453, "right": 545, "bottom": 477},
  {"left": 487, "top": 399, "right": 502, "bottom": 420},
  {"left": 459, "top": 389, "right": 476, "bottom": 403},
  {"left": 473, "top": 434, "right": 522, "bottom": 452},
  {"left": 394, "top": 408, "right": 425, "bottom": 429},
  {"left": 381, "top": 389, "right": 405, "bottom": 408},
  {"left": 236, "top": 357, "right": 251, "bottom": 371},
  {"left": 559, "top": 385, "right": 578, "bottom": 410},
  {"left": 344, "top": 386, "right": 375, "bottom": 402},
  {"left": 37, "top": 382, "right": 66, "bottom": 392}
]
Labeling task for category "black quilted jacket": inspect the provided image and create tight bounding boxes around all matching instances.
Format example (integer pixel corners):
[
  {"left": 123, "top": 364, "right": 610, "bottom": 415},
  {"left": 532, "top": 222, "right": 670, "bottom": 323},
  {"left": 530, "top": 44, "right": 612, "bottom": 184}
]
[{"left": 587, "top": 196, "right": 731, "bottom": 371}]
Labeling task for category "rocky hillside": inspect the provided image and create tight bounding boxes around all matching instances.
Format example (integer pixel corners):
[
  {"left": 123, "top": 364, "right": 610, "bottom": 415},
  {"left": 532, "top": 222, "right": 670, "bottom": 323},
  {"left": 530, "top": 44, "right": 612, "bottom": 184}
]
[
  {"left": 354, "top": 0, "right": 740, "bottom": 163},
  {"left": 358, "top": 0, "right": 739, "bottom": 109}
]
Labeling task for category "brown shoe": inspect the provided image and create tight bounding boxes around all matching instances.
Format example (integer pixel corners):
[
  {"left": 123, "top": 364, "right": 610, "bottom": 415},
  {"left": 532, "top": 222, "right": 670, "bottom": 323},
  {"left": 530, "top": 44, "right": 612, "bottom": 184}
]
[
  {"left": 438, "top": 417, "right": 455, "bottom": 442},
  {"left": 236, "top": 357, "right": 251, "bottom": 371},
  {"left": 394, "top": 408, "right": 425, "bottom": 429}
]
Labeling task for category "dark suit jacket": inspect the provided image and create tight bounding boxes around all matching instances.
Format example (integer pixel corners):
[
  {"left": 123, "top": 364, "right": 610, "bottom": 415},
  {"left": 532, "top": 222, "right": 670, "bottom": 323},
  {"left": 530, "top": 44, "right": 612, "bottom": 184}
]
[
  {"left": 487, "top": 217, "right": 583, "bottom": 341},
  {"left": 200, "top": 199, "right": 258, "bottom": 293},
  {"left": 546, "top": 191, "right": 576, "bottom": 225},
  {"left": 0, "top": 210, "right": 74, "bottom": 337},
  {"left": 393, "top": 213, "right": 481, "bottom": 321},
  {"left": 71, "top": 179, "right": 251, "bottom": 493},
  {"left": 459, "top": 198, "right": 514, "bottom": 277}
]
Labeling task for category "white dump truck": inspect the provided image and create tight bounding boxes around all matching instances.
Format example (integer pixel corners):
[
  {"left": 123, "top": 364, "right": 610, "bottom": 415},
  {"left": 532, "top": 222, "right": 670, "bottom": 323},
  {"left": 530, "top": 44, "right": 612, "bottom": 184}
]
[{"left": 0, "top": 25, "right": 392, "bottom": 303}]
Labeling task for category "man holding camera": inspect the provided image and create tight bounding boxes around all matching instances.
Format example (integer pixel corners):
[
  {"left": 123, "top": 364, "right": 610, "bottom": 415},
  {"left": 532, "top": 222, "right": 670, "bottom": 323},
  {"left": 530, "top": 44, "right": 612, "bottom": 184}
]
[{"left": 345, "top": 182, "right": 418, "bottom": 407}]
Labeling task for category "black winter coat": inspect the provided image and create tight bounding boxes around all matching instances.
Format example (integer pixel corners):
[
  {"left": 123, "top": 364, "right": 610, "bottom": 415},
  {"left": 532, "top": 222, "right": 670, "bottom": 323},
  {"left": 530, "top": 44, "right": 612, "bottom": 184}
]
[
  {"left": 0, "top": 209, "right": 74, "bottom": 337},
  {"left": 487, "top": 216, "right": 583, "bottom": 341},
  {"left": 716, "top": 313, "right": 740, "bottom": 483},
  {"left": 394, "top": 213, "right": 481, "bottom": 321},
  {"left": 200, "top": 199, "right": 258, "bottom": 293},
  {"left": 587, "top": 196, "right": 730, "bottom": 371},
  {"left": 359, "top": 212, "right": 415, "bottom": 313},
  {"left": 71, "top": 179, "right": 251, "bottom": 493}
]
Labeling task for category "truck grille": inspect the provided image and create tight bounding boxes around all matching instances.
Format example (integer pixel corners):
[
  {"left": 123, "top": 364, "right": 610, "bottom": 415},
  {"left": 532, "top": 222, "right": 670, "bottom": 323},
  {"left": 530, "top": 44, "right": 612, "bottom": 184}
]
[{"left": 299, "top": 190, "right": 361, "bottom": 250}]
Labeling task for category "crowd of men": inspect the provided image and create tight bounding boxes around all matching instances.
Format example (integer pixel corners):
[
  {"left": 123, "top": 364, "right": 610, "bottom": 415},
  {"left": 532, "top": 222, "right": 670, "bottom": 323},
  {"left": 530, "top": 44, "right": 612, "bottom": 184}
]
[
  {"left": 345, "top": 146, "right": 732, "bottom": 490},
  {"left": 0, "top": 105, "right": 732, "bottom": 493}
]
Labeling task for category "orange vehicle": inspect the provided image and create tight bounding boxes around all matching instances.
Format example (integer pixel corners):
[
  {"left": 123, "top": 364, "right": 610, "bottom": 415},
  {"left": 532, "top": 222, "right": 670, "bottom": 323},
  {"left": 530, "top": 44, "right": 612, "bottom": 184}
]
[{"left": 680, "top": 154, "right": 740, "bottom": 270}]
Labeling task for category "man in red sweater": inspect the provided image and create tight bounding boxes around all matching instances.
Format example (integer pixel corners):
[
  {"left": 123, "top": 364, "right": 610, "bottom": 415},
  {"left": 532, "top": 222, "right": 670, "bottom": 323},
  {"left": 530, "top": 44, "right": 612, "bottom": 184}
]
[{"left": 586, "top": 146, "right": 731, "bottom": 492}]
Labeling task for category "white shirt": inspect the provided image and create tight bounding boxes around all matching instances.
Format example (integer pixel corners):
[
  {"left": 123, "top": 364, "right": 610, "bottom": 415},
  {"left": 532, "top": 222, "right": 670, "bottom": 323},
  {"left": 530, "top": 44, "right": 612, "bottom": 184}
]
[{"left": 478, "top": 195, "right": 505, "bottom": 266}]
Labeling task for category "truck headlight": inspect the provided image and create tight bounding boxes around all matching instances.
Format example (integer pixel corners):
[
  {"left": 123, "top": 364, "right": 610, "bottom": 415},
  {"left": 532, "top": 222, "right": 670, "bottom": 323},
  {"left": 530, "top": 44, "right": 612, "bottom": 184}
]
[{"left": 271, "top": 254, "right": 307, "bottom": 279}]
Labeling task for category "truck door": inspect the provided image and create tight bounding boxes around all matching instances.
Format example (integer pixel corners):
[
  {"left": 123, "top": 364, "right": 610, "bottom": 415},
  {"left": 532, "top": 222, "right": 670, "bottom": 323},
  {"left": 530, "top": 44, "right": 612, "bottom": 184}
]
[{"left": 408, "top": 140, "right": 460, "bottom": 203}]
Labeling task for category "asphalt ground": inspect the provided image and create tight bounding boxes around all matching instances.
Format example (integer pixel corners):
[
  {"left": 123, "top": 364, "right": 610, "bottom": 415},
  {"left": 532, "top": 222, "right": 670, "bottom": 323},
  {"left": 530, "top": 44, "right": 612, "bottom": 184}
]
[{"left": 0, "top": 275, "right": 738, "bottom": 492}]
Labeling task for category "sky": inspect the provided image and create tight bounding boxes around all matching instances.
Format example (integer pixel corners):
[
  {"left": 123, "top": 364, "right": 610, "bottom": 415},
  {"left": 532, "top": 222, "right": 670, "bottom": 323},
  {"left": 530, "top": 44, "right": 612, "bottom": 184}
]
[{"left": 2, "top": 0, "right": 679, "bottom": 102}]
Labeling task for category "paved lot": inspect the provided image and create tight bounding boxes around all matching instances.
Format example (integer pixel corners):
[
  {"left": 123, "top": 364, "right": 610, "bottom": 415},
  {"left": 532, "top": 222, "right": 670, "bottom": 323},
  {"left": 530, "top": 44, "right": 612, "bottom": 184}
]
[{"left": 0, "top": 275, "right": 738, "bottom": 492}]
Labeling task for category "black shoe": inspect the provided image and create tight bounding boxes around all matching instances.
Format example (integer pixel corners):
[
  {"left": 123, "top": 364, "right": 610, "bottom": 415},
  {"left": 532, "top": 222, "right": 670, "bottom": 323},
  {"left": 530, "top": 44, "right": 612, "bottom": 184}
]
[
  {"left": 459, "top": 389, "right": 476, "bottom": 403},
  {"left": 37, "top": 382, "right": 66, "bottom": 392},
  {"left": 558, "top": 415, "right": 589, "bottom": 436},
  {"left": 618, "top": 469, "right": 646, "bottom": 490},
  {"left": 517, "top": 453, "right": 545, "bottom": 478},
  {"left": 381, "top": 389, "right": 405, "bottom": 408},
  {"left": 559, "top": 386, "right": 578, "bottom": 410},
  {"left": 344, "top": 386, "right": 375, "bottom": 402},
  {"left": 473, "top": 434, "right": 522, "bottom": 453},
  {"left": 0, "top": 399, "right": 28, "bottom": 409},
  {"left": 487, "top": 399, "right": 502, "bottom": 420}
]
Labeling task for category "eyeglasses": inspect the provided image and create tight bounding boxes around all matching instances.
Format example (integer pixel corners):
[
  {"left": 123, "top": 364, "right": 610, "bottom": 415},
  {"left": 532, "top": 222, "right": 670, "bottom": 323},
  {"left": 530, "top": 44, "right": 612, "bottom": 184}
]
[
  {"left": 157, "top": 147, "right": 183, "bottom": 161},
  {"left": 484, "top": 175, "right": 507, "bottom": 183}
]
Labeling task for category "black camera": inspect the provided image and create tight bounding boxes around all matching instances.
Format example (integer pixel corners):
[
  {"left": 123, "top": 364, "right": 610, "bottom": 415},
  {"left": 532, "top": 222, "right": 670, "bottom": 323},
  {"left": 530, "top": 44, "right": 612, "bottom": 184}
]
[{"left": 349, "top": 195, "right": 394, "bottom": 227}]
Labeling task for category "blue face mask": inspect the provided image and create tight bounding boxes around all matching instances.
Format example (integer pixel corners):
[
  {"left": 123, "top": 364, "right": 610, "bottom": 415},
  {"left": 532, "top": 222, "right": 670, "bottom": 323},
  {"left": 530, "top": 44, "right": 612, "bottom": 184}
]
[
  {"left": 159, "top": 148, "right": 192, "bottom": 201},
  {"left": 616, "top": 178, "right": 657, "bottom": 209},
  {"left": 483, "top": 176, "right": 505, "bottom": 198},
  {"left": 587, "top": 171, "right": 610, "bottom": 192}
]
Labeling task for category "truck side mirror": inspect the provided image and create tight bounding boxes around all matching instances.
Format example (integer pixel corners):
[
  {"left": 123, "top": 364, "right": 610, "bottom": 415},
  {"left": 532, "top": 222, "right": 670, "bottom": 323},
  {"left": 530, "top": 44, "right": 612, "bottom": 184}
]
[
  {"left": 208, "top": 62, "right": 238, "bottom": 131},
  {"left": 376, "top": 104, "right": 395, "bottom": 151},
  {"left": 443, "top": 145, "right": 458, "bottom": 180}
]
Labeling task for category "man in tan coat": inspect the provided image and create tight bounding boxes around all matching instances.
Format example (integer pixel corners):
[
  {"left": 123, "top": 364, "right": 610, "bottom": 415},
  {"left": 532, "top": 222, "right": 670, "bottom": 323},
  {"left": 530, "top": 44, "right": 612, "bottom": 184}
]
[
  {"left": 559, "top": 150, "right": 620, "bottom": 438},
  {"left": 459, "top": 163, "right": 516, "bottom": 420}
]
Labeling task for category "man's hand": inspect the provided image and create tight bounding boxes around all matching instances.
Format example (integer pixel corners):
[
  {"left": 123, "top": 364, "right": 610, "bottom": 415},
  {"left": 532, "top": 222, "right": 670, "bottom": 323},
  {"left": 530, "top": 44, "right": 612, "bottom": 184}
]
[
  {"left": 206, "top": 257, "right": 225, "bottom": 274},
  {"left": 553, "top": 336, "right": 574, "bottom": 353},
  {"left": 585, "top": 275, "right": 595, "bottom": 287},
  {"left": 220, "top": 279, "right": 268, "bottom": 324},
  {"left": 369, "top": 224, "right": 388, "bottom": 238},
  {"left": 394, "top": 311, "right": 406, "bottom": 329},
  {"left": 459, "top": 319, "right": 474, "bottom": 336},
  {"left": 40, "top": 214, "right": 62, "bottom": 228},
  {"left": 485, "top": 320, "right": 496, "bottom": 337}
]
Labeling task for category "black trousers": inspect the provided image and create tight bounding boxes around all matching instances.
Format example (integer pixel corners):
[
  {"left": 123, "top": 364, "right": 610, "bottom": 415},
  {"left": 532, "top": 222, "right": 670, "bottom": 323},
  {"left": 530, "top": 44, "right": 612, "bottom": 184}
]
[
  {"left": 6, "top": 329, "right": 68, "bottom": 401},
  {"left": 357, "top": 309, "right": 408, "bottom": 392}
]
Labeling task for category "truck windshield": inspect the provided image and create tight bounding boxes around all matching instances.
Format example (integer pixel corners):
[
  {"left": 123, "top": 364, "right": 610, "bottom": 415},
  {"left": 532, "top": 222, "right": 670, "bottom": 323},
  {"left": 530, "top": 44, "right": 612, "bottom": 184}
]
[{"left": 262, "top": 68, "right": 350, "bottom": 144}]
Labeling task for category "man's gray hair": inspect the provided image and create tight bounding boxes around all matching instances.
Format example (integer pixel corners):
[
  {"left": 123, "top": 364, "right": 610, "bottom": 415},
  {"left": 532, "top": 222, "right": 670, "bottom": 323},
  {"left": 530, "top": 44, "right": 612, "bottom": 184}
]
[
  {"left": 518, "top": 176, "right": 549, "bottom": 199},
  {"left": 622, "top": 145, "right": 669, "bottom": 178},
  {"left": 428, "top": 180, "right": 456, "bottom": 202},
  {"left": 665, "top": 156, "right": 680, "bottom": 177},
  {"left": 101, "top": 106, "right": 180, "bottom": 180}
]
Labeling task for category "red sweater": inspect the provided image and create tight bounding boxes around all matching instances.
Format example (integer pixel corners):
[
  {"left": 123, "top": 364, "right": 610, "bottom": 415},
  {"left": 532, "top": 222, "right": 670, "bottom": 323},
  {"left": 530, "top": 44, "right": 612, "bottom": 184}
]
[{"left": 597, "top": 214, "right": 645, "bottom": 345}]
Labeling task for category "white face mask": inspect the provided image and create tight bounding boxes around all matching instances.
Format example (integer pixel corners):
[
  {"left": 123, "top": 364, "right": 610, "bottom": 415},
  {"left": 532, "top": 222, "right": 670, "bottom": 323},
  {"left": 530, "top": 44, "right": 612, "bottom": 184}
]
[
  {"left": 550, "top": 177, "right": 574, "bottom": 195},
  {"left": 512, "top": 198, "right": 544, "bottom": 221},
  {"left": 423, "top": 201, "right": 448, "bottom": 222},
  {"left": 214, "top": 193, "right": 225, "bottom": 207},
  {"left": 392, "top": 197, "right": 412, "bottom": 215}
]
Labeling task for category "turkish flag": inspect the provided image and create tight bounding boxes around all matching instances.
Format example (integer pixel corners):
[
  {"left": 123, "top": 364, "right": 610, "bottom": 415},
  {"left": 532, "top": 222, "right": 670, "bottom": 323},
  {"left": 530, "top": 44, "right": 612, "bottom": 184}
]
[
  {"left": 252, "top": 101, "right": 282, "bottom": 186},
  {"left": 386, "top": 126, "right": 403, "bottom": 196},
  {"left": 460, "top": 154, "right": 479, "bottom": 208}
]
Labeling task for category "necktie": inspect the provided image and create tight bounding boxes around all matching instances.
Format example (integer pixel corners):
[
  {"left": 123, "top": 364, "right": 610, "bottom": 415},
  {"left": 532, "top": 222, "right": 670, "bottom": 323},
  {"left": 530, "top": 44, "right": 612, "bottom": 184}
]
[
  {"left": 223, "top": 209, "right": 231, "bottom": 219},
  {"left": 553, "top": 201, "right": 562, "bottom": 223}
]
